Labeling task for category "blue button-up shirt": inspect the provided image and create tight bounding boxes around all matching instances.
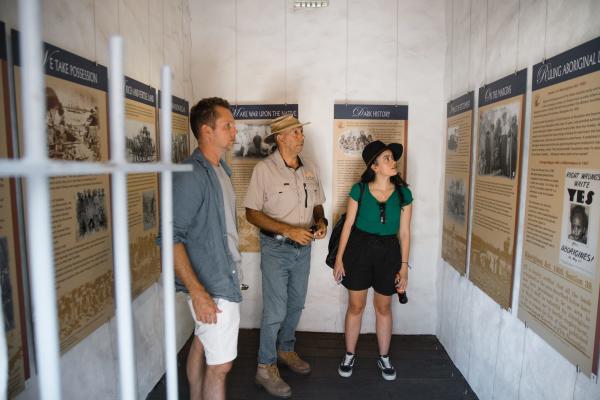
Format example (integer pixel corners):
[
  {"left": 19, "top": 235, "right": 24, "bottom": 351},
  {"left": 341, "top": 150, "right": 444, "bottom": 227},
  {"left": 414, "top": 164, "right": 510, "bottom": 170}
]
[{"left": 161, "top": 148, "right": 242, "bottom": 303}]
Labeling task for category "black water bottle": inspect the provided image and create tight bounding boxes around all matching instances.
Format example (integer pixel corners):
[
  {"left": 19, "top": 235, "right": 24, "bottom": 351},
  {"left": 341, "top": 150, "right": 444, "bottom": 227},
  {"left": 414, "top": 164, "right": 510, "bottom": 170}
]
[{"left": 398, "top": 291, "right": 408, "bottom": 304}]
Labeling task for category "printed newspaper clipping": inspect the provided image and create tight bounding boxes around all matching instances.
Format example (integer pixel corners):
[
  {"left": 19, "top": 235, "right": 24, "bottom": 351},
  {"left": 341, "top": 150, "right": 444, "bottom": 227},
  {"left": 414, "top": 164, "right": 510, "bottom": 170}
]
[
  {"left": 1, "top": 23, "right": 27, "bottom": 396},
  {"left": 158, "top": 92, "right": 190, "bottom": 162},
  {"left": 124, "top": 77, "right": 160, "bottom": 298},
  {"left": 442, "top": 92, "right": 474, "bottom": 275},
  {"left": 469, "top": 70, "right": 526, "bottom": 309},
  {"left": 518, "top": 36, "right": 600, "bottom": 375},
  {"left": 228, "top": 104, "right": 298, "bottom": 252},
  {"left": 13, "top": 34, "right": 114, "bottom": 352}
]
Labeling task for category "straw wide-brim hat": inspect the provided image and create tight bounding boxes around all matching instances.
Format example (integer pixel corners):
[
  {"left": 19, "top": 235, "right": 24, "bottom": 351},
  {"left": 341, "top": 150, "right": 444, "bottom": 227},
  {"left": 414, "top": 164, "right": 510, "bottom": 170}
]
[
  {"left": 361, "top": 140, "right": 403, "bottom": 167},
  {"left": 264, "top": 114, "right": 310, "bottom": 144}
]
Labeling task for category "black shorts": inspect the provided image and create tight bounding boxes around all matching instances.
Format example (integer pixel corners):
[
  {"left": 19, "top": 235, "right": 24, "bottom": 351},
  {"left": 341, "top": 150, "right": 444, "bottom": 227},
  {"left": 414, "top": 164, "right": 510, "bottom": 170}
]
[{"left": 341, "top": 228, "right": 401, "bottom": 296}]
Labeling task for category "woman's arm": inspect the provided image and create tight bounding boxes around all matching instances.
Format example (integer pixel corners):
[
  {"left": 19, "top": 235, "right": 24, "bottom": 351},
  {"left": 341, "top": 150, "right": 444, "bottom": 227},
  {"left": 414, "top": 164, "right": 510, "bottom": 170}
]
[
  {"left": 396, "top": 203, "right": 412, "bottom": 293},
  {"left": 333, "top": 196, "right": 359, "bottom": 282}
]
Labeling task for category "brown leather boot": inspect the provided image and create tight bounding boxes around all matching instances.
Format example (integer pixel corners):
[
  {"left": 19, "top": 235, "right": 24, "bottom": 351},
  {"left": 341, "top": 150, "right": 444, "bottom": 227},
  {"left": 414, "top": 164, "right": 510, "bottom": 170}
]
[
  {"left": 255, "top": 363, "right": 292, "bottom": 398},
  {"left": 277, "top": 350, "right": 311, "bottom": 375}
]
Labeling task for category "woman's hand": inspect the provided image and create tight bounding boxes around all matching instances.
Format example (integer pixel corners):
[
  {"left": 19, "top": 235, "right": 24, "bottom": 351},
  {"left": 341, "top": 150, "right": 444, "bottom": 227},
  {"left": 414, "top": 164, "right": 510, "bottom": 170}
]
[
  {"left": 333, "top": 259, "right": 345, "bottom": 283},
  {"left": 395, "top": 266, "right": 408, "bottom": 293}
]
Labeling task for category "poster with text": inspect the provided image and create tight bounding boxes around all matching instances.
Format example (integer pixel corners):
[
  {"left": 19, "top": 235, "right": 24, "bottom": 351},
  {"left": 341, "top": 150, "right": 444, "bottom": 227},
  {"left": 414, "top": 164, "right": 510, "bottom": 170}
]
[
  {"left": 228, "top": 104, "right": 297, "bottom": 252},
  {"left": 124, "top": 77, "right": 160, "bottom": 298},
  {"left": 158, "top": 92, "right": 190, "bottom": 162},
  {"left": 332, "top": 104, "right": 408, "bottom": 222},
  {"left": 518, "top": 36, "right": 600, "bottom": 375},
  {"left": 12, "top": 32, "right": 114, "bottom": 352},
  {"left": 0, "top": 22, "right": 27, "bottom": 396},
  {"left": 469, "top": 70, "right": 526, "bottom": 309},
  {"left": 442, "top": 92, "right": 474, "bottom": 275}
]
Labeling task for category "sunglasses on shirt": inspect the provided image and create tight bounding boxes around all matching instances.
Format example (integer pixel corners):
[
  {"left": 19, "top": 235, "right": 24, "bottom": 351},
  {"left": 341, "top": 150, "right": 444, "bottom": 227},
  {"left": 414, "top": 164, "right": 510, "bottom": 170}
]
[{"left": 378, "top": 202, "right": 386, "bottom": 224}]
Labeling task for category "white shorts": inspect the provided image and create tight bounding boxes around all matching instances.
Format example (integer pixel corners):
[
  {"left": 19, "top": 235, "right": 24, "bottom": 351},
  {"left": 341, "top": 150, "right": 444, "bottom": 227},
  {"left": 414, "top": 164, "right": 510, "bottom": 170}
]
[{"left": 186, "top": 296, "right": 240, "bottom": 365}]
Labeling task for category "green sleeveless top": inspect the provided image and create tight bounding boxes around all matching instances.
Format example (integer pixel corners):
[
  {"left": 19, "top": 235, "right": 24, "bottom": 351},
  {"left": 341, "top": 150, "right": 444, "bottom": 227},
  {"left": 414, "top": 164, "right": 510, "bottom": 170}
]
[{"left": 349, "top": 182, "right": 413, "bottom": 236}]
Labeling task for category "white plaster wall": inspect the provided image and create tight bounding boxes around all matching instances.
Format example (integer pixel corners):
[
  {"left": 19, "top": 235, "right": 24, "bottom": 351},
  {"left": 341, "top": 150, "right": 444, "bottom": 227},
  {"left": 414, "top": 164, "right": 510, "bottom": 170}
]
[
  {"left": 190, "top": 0, "right": 446, "bottom": 335},
  {"left": 438, "top": 1, "right": 600, "bottom": 399},
  {"left": 0, "top": 0, "right": 195, "bottom": 398}
]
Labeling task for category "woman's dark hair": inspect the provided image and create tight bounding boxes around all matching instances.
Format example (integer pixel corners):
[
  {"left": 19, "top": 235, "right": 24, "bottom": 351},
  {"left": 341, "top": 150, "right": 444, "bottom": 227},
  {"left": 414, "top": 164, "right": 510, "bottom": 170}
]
[{"left": 360, "top": 163, "right": 408, "bottom": 204}]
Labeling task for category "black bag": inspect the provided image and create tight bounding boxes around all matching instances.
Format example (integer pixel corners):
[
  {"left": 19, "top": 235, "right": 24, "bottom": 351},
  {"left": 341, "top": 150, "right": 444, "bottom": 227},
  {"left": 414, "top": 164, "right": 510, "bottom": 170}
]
[{"left": 326, "top": 183, "right": 365, "bottom": 267}]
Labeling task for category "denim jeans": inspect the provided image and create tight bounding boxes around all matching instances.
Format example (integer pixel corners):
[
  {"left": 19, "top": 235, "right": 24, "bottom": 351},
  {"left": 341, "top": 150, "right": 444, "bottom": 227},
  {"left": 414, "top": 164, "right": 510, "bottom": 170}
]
[{"left": 258, "top": 233, "right": 311, "bottom": 365}]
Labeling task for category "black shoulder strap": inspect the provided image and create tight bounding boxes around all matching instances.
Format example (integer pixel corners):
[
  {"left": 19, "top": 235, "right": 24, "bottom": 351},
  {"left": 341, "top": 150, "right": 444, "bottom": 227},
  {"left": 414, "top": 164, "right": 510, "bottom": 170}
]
[
  {"left": 395, "top": 183, "right": 405, "bottom": 206},
  {"left": 356, "top": 182, "right": 366, "bottom": 219}
]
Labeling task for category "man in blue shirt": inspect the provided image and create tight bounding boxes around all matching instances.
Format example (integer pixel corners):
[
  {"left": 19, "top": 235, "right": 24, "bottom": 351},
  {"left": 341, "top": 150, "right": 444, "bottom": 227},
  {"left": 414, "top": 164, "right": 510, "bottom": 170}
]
[{"left": 170, "top": 97, "right": 240, "bottom": 400}]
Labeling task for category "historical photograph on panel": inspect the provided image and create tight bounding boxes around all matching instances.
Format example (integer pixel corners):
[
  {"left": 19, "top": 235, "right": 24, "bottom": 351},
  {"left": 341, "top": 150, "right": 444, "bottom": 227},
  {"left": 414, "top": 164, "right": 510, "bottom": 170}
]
[
  {"left": 46, "top": 86, "right": 101, "bottom": 161},
  {"left": 445, "top": 178, "right": 466, "bottom": 221},
  {"left": 477, "top": 101, "right": 520, "bottom": 179},
  {"left": 76, "top": 188, "right": 108, "bottom": 239},
  {"left": 338, "top": 128, "right": 374, "bottom": 155},
  {"left": 237, "top": 214, "right": 258, "bottom": 252},
  {"left": 233, "top": 123, "right": 276, "bottom": 159},
  {"left": 58, "top": 270, "right": 113, "bottom": 345},
  {"left": 142, "top": 190, "right": 157, "bottom": 231},
  {"left": 559, "top": 169, "right": 599, "bottom": 277},
  {"left": 447, "top": 126, "right": 459, "bottom": 152},
  {"left": 0, "top": 237, "right": 15, "bottom": 331},
  {"left": 172, "top": 132, "right": 189, "bottom": 163},
  {"left": 125, "top": 119, "right": 156, "bottom": 163},
  {"left": 14, "top": 37, "right": 114, "bottom": 354}
]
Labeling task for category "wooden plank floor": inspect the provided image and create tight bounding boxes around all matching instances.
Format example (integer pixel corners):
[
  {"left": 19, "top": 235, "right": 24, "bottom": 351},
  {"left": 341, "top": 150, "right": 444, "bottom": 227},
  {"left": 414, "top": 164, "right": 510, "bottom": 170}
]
[{"left": 147, "top": 329, "right": 479, "bottom": 400}]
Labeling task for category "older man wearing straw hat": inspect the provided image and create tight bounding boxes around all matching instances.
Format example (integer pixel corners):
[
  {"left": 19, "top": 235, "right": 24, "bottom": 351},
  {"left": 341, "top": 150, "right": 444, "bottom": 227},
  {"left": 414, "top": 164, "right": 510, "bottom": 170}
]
[{"left": 244, "top": 114, "right": 327, "bottom": 398}]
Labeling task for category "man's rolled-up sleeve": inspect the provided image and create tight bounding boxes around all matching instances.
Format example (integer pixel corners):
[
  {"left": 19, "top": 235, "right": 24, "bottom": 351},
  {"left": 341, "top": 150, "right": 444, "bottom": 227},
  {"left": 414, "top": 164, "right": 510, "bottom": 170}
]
[
  {"left": 243, "top": 164, "right": 264, "bottom": 211},
  {"left": 171, "top": 169, "right": 203, "bottom": 244}
]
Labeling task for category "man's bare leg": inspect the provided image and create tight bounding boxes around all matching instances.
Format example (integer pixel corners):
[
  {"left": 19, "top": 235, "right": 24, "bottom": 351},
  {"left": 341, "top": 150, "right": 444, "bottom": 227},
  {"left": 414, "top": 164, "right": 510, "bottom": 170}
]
[
  {"left": 203, "top": 362, "right": 232, "bottom": 400},
  {"left": 187, "top": 336, "right": 205, "bottom": 400}
]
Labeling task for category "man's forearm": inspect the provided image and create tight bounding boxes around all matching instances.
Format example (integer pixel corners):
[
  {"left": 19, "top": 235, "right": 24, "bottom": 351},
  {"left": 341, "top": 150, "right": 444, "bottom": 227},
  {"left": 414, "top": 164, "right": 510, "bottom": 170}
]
[
  {"left": 173, "top": 243, "right": 208, "bottom": 296},
  {"left": 245, "top": 208, "right": 295, "bottom": 236},
  {"left": 312, "top": 204, "right": 325, "bottom": 224}
]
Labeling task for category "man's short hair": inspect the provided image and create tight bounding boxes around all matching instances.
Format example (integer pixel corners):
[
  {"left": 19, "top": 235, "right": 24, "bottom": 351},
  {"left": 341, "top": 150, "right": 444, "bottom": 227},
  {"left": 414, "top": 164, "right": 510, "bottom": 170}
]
[{"left": 189, "top": 97, "right": 231, "bottom": 139}]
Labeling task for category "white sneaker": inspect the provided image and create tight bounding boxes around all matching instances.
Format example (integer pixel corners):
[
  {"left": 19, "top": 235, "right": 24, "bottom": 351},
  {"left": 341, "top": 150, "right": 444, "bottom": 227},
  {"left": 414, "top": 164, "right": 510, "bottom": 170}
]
[
  {"left": 377, "top": 355, "right": 396, "bottom": 381},
  {"left": 338, "top": 352, "right": 356, "bottom": 378}
]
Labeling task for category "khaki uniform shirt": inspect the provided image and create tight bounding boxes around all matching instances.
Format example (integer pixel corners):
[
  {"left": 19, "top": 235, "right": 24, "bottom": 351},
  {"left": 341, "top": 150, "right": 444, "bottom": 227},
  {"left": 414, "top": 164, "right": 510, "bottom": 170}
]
[{"left": 244, "top": 150, "right": 325, "bottom": 227}]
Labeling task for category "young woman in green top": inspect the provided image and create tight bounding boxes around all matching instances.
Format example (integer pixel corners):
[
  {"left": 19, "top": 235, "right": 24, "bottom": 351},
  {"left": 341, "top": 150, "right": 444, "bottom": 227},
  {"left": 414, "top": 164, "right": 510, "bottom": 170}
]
[{"left": 333, "top": 140, "right": 413, "bottom": 381}]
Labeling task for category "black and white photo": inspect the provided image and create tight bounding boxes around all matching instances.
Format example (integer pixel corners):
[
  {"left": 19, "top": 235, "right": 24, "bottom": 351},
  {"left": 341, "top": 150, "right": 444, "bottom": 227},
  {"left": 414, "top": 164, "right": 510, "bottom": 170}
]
[
  {"left": 76, "top": 188, "right": 108, "bottom": 238},
  {"left": 172, "top": 132, "right": 189, "bottom": 163},
  {"left": 445, "top": 178, "right": 466, "bottom": 221},
  {"left": 337, "top": 128, "right": 374, "bottom": 155},
  {"left": 46, "top": 86, "right": 101, "bottom": 161},
  {"left": 0, "top": 237, "right": 14, "bottom": 331},
  {"left": 447, "top": 126, "right": 459, "bottom": 152},
  {"left": 142, "top": 190, "right": 157, "bottom": 230},
  {"left": 125, "top": 120, "right": 156, "bottom": 163},
  {"left": 233, "top": 123, "right": 276, "bottom": 158},
  {"left": 477, "top": 101, "right": 520, "bottom": 179}
]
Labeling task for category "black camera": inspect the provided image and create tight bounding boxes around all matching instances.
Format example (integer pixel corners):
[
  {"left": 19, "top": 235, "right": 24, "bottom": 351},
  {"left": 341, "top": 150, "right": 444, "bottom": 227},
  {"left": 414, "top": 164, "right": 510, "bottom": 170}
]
[{"left": 398, "top": 292, "right": 408, "bottom": 304}]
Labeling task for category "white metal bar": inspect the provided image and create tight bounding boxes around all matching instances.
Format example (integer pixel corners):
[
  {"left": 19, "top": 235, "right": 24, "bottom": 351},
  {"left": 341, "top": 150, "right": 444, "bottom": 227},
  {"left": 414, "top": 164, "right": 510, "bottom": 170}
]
[
  {"left": 21, "top": 0, "right": 46, "bottom": 161},
  {"left": 109, "top": 36, "right": 137, "bottom": 400},
  {"left": 19, "top": 0, "right": 63, "bottom": 398},
  {"left": 0, "top": 160, "right": 191, "bottom": 177},
  {"left": 160, "top": 66, "right": 179, "bottom": 400}
]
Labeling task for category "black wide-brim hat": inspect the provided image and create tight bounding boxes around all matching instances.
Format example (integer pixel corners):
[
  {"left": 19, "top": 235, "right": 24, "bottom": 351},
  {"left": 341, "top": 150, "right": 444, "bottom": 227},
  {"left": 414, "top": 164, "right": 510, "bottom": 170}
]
[{"left": 362, "top": 140, "right": 403, "bottom": 167}]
